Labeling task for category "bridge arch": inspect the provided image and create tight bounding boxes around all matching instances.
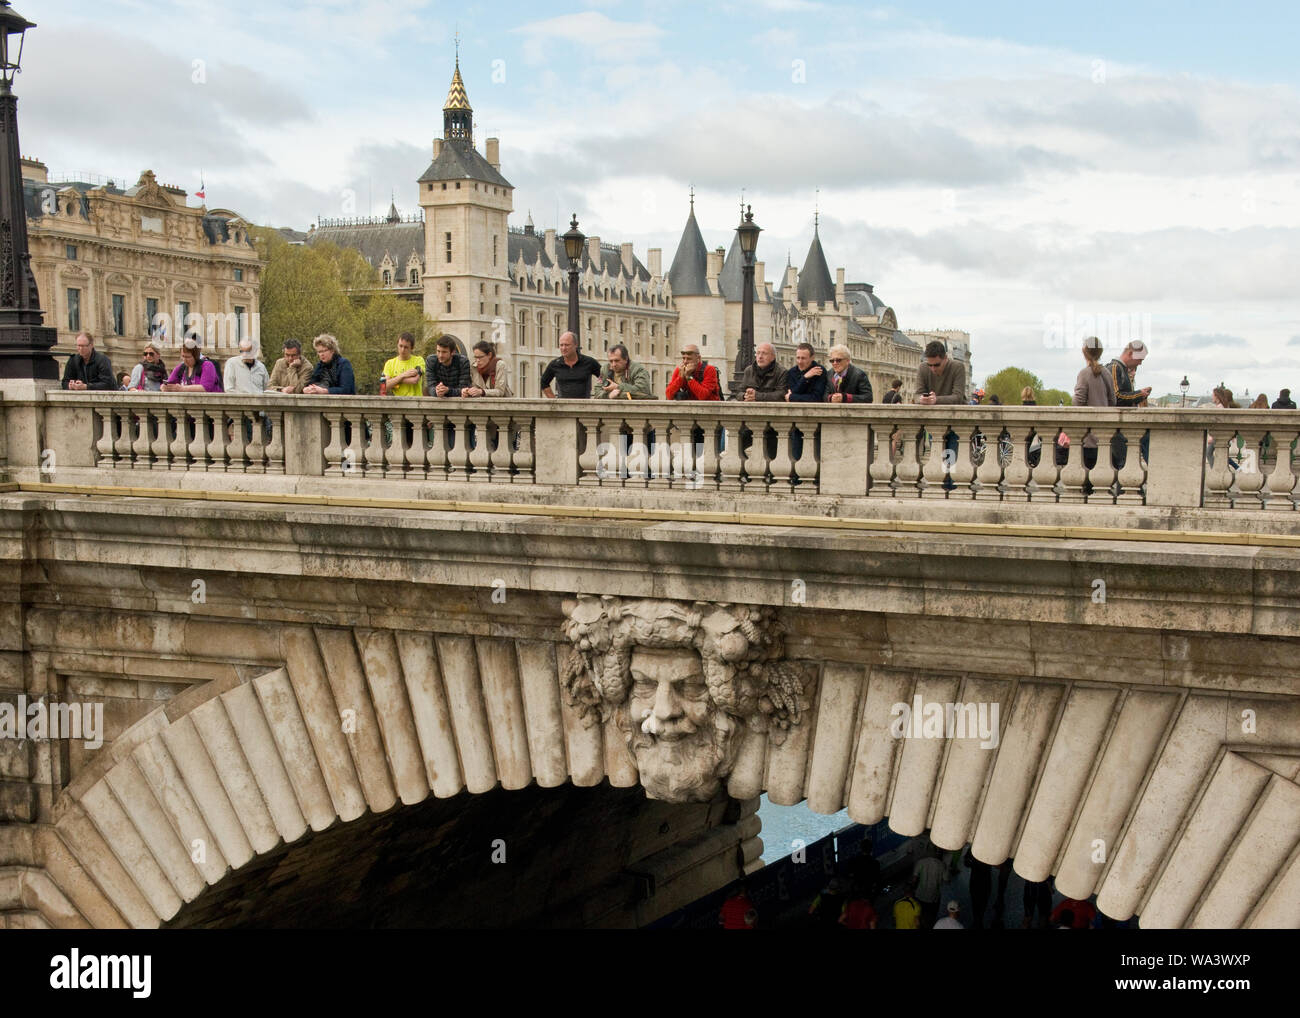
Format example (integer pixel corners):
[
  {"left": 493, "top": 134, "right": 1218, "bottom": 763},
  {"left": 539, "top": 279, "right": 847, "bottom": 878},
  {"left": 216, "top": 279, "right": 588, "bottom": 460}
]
[{"left": 26, "top": 619, "right": 1300, "bottom": 929}]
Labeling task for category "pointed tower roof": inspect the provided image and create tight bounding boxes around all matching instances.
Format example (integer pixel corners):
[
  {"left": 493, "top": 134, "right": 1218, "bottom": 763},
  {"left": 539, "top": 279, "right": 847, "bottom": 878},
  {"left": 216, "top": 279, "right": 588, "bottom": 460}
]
[
  {"left": 666, "top": 196, "right": 710, "bottom": 297},
  {"left": 718, "top": 231, "right": 766, "bottom": 303},
  {"left": 444, "top": 60, "right": 472, "bottom": 112},
  {"left": 797, "top": 218, "right": 835, "bottom": 305},
  {"left": 386, "top": 197, "right": 400, "bottom": 223}
]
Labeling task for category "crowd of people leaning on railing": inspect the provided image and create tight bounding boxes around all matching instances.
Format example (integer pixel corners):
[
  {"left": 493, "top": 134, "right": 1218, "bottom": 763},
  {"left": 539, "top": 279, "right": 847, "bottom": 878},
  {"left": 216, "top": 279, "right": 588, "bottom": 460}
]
[{"left": 59, "top": 327, "right": 1299, "bottom": 414}]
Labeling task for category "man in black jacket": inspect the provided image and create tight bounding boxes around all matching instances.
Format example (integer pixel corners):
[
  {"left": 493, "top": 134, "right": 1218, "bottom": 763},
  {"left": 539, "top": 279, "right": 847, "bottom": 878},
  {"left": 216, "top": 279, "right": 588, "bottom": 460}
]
[
  {"left": 61, "top": 331, "right": 115, "bottom": 391},
  {"left": 824, "top": 345, "right": 873, "bottom": 403},
  {"left": 1273, "top": 388, "right": 1297, "bottom": 410},
  {"left": 735, "top": 342, "right": 786, "bottom": 401}
]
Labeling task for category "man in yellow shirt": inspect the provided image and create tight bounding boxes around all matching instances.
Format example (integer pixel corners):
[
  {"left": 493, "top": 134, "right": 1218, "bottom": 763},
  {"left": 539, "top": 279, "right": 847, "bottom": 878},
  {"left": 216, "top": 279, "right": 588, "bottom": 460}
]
[{"left": 381, "top": 332, "right": 425, "bottom": 396}]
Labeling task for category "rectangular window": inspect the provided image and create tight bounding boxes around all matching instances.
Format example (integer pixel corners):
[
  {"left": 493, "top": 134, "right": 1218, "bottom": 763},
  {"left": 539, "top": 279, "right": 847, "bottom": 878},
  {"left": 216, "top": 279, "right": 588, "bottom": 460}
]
[
  {"left": 446, "top": 301, "right": 452, "bottom": 313},
  {"left": 234, "top": 305, "right": 246, "bottom": 341},
  {"left": 146, "top": 297, "right": 158, "bottom": 334},
  {"left": 111, "top": 294, "right": 125, "bottom": 336},
  {"left": 493, "top": 235, "right": 498, "bottom": 266},
  {"left": 178, "top": 301, "right": 191, "bottom": 339},
  {"left": 234, "top": 268, "right": 244, "bottom": 282},
  {"left": 65, "top": 244, "right": 77, "bottom": 261},
  {"left": 479, "top": 302, "right": 484, "bottom": 315},
  {"left": 67, "top": 288, "right": 81, "bottom": 332},
  {"left": 702, "top": 334, "right": 707, "bottom": 347},
  {"left": 445, "top": 232, "right": 452, "bottom": 263}
]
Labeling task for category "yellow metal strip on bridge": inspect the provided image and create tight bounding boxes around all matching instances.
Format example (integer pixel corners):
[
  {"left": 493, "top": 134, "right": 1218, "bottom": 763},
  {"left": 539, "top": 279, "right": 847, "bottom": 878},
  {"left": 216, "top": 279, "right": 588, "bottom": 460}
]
[{"left": 12, "top": 481, "right": 1300, "bottom": 548}]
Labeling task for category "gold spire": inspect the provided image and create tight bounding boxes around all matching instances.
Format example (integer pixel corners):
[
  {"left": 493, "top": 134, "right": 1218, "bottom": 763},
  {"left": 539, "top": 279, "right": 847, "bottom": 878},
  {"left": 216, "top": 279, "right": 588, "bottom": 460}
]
[{"left": 444, "top": 60, "right": 472, "bottom": 112}]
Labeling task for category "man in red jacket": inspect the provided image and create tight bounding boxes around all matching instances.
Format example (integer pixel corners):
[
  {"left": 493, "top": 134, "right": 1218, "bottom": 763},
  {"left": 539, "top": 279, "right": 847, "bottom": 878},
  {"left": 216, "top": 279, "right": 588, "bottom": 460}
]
[{"left": 665, "top": 344, "right": 721, "bottom": 401}]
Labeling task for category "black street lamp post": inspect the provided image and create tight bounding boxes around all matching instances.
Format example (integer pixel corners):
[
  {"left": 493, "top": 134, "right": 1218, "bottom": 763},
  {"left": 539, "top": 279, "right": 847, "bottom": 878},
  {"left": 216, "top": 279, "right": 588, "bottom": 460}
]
[
  {"left": 0, "top": 1, "right": 56, "bottom": 381},
  {"left": 1180, "top": 375, "right": 1190, "bottom": 408},
  {"left": 728, "top": 204, "right": 761, "bottom": 398},
  {"left": 562, "top": 214, "right": 584, "bottom": 346}
]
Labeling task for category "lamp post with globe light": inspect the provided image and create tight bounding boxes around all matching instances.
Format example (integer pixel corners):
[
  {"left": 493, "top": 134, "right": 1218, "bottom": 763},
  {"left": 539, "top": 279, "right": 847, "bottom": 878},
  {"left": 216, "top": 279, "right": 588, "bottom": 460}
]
[
  {"left": 1180, "top": 375, "right": 1190, "bottom": 407},
  {"left": 562, "top": 214, "right": 584, "bottom": 346},
  {"left": 728, "top": 205, "right": 761, "bottom": 398}
]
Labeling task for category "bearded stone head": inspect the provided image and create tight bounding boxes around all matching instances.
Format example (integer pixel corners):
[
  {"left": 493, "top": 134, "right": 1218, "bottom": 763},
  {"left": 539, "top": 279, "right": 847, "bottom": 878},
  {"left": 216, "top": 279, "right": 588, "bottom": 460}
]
[{"left": 561, "top": 596, "right": 810, "bottom": 803}]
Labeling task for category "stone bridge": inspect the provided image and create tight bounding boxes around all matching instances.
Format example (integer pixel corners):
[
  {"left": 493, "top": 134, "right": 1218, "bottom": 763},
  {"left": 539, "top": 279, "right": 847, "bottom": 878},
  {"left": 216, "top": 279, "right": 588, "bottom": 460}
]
[{"left": 1, "top": 385, "right": 1298, "bottom": 928}]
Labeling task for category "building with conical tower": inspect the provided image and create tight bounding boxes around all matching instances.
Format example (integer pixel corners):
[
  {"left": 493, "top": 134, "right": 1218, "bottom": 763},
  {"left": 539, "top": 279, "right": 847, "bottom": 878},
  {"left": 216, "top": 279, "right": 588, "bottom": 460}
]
[
  {"left": 314, "top": 59, "right": 680, "bottom": 394},
  {"left": 664, "top": 202, "right": 971, "bottom": 400}
]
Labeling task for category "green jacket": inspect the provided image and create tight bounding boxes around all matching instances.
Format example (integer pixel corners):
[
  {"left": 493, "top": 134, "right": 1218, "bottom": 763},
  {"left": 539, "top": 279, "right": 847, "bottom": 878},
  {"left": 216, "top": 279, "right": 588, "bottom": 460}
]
[{"left": 594, "top": 360, "right": 654, "bottom": 399}]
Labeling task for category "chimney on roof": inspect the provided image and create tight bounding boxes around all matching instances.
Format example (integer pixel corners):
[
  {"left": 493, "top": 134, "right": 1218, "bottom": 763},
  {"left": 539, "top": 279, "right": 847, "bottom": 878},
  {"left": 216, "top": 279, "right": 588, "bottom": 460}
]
[
  {"left": 20, "top": 157, "right": 47, "bottom": 183},
  {"left": 544, "top": 227, "right": 556, "bottom": 263},
  {"left": 785, "top": 263, "right": 798, "bottom": 296},
  {"left": 756, "top": 260, "right": 766, "bottom": 297},
  {"left": 835, "top": 267, "right": 845, "bottom": 305},
  {"left": 620, "top": 242, "right": 634, "bottom": 276},
  {"left": 486, "top": 137, "right": 500, "bottom": 170},
  {"left": 648, "top": 247, "right": 662, "bottom": 280},
  {"left": 587, "top": 236, "right": 601, "bottom": 266},
  {"left": 706, "top": 247, "right": 723, "bottom": 289},
  {"left": 433, "top": 138, "right": 443, "bottom": 159}
]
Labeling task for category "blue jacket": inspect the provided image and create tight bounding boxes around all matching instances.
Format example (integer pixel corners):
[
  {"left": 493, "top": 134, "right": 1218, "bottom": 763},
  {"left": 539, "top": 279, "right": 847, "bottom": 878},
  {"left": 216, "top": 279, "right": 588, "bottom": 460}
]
[
  {"left": 786, "top": 361, "right": 828, "bottom": 402},
  {"left": 309, "top": 355, "right": 355, "bottom": 395}
]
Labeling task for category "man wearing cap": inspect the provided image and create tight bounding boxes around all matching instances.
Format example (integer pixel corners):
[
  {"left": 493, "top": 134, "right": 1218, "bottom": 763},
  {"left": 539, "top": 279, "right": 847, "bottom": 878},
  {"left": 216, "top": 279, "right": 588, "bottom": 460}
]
[
  {"left": 933, "top": 901, "right": 965, "bottom": 929},
  {"left": 1110, "top": 340, "right": 1153, "bottom": 471},
  {"left": 223, "top": 339, "right": 270, "bottom": 393},
  {"left": 1110, "top": 340, "right": 1152, "bottom": 408}
]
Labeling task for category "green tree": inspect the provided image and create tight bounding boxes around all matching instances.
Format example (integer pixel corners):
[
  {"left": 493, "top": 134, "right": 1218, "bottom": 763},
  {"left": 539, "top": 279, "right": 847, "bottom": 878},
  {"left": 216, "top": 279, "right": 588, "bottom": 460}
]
[
  {"left": 251, "top": 227, "right": 439, "bottom": 394},
  {"left": 982, "top": 365, "right": 1071, "bottom": 406}
]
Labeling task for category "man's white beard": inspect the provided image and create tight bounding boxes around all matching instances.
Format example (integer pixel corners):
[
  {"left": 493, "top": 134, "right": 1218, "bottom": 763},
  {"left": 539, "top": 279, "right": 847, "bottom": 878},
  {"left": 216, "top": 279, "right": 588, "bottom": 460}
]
[{"left": 618, "top": 706, "right": 741, "bottom": 803}]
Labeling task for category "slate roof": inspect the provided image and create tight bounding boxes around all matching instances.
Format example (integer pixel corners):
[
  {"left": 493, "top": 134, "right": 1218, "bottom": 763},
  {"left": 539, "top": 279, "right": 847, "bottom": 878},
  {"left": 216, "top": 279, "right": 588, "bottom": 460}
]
[
  {"left": 418, "top": 140, "right": 511, "bottom": 188},
  {"left": 843, "top": 283, "right": 886, "bottom": 318},
  {"left": 717, "top": 231, "right": 766, "bottom": 303},
  {"left": 508, "top": 229, "right": 651, "bottom": 281},
  {"left": 311, "top": 221, "right": 426, "bottom": 270},
  {"left": 797, "top": 225, "right": 836, "bottom": 305},
  {"left": 666, "top": 204, "right": 710, "bottom": 296}
]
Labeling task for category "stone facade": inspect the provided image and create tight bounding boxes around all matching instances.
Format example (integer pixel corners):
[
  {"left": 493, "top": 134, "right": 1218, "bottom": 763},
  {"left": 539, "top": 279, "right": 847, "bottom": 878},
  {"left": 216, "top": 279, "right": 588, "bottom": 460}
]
[
  {"left": 20, "top": 160, "right": 262, "bottom": 374},
  {"left": 311, "top": 61, "right": 971, "bottom": 400}
]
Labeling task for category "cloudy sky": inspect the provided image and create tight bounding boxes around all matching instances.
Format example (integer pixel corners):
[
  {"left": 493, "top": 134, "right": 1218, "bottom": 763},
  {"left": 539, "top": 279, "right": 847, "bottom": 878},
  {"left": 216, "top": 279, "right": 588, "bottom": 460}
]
[{"left": 19, "top": 0, "right": 1300, "bottom": 400}]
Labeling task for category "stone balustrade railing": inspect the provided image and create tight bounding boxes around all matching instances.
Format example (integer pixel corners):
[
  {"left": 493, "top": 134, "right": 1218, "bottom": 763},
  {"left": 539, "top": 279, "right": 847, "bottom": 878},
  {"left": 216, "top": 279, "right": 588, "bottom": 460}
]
[{"left": 4, "top": 390, "right": 1299, "bottom": 511}]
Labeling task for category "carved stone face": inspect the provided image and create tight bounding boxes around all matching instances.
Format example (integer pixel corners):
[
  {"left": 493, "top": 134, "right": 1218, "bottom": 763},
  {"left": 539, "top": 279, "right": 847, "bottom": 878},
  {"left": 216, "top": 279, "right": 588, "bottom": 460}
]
[{"left": 618, "top": 647, "right": 740, "bottom": 803}]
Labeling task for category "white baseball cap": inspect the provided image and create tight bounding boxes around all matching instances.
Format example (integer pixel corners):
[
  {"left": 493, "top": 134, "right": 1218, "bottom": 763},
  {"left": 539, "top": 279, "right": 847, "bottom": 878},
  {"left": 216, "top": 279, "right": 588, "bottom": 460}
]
[{"left": 1127, "top": 340, "right": 1148, "bottom": 360}]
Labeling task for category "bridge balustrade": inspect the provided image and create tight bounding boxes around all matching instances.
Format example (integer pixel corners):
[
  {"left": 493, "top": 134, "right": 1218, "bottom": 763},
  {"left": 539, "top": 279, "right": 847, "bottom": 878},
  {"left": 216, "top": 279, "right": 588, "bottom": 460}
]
[{"left": 5, "top": 392, "right": 1299, "bottom": 511}]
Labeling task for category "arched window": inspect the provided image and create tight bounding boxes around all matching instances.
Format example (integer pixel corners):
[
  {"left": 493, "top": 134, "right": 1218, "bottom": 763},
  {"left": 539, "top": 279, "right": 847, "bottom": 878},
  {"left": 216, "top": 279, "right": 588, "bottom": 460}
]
[
  {"left": 519, "top": 311, "right": 527, "bottom": 347},
  {"left": 382, "top": 270, "right": 392, "bottom": 286},
  {"left": 409, "top": 268, "right": 419, "bottom": 286},
  {"left": 650, "top": 324, "right": 658, "bottom": 337}
]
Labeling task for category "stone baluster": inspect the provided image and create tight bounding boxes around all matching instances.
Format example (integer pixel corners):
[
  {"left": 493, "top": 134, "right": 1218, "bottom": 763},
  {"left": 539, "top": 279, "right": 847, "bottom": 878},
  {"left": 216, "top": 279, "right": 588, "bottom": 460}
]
[
  {"left": 363, "top": 413, "right": 385, "bottom": 476},
  {"left": 452, "top": 412, "right": 476, "bottom": 479},
  {"left": 1203, "top": 427, "right": 1233, "bottom": 507},
  {"left": 1116, "top": 427, "right": 1146, "bottom": 505},
  {"left": 743, "top": 420, "right": 770, "bottom": 491},
  {"left": 184, "top": 409, "right": 206, "bottom": 467},
  {"left": 696, "top": 420, "right": 720, "bottom": 491},
  {"left": 647, "top": 417, "right": 673, "bottom": 490},
  {"left": 131, "top": 408, "right": 152, "bottom": 466},
  {"left": 975, "top": 426, "right": 1002, "bottom": 498},
  {"left": 345, "top": 412, "right": 367, "bottom": 478},
  {"left": 385, "top": 412, "right": 408, "bottom": 477},
  {"left": 671, "top": 418, "right": 697, "bottom": 489},
  {"left": 869, "top": 425, "right": 898, "bottom": 497},
  {"left": 768, "top": 420, "right": 795, "bottom": 493},
  {"left": 576, "top": 414, "right": 602, "bottom": 486},
  {"left": 111, "top": 408, "right": 132, "bottom": 465},
  {"left": 896, "top": 426, "right": 923, "bottom": 497},
  {"left": 262, "top": 411, "right": 283, "bottom": 473},
  {"left": 488, "top": 415, "right": 513, "bottom": 482},
  {"left": 150, "top": 409, "right": 171, "bottom": 469},
  {"left": 467, "top": 411, "right": 492, "bottom": 482},
  {"left": 226, "top": 408, "right": 248, "bottom": 473},
  {"left": 1029, "top": 428, "right": 1059, "bottom": 501},
  {"left": 1057, "top": 431, "right": 1089, "bottom": 503},
  {"left": 425, "top": 413, "right": 448, "bottom": 480},
  {"left": 1233, "top": 427, "right": 1269, "bottom": 508},
  {"left": 93, "top": 407, "right": 114, "bottom": 465},
  {"left": 511, "top": 417, "right": 534, "bottom": 481},
  {"left": 717, "top": 418, "right": 745, "bottom": 492},
  {"left": 1001, "top": 424, "right": 1031, "bottom": 501},
  {"left": 1266, "top": 429, "right": 1298, "bottom": 509},
  {"left": 322, "top": 412, "right": 345, "bottom": 475},
  {"left": 950, "top": 424, "right": 976, "bottom": 498},
  {"left": 405, "top": 413, "right": 428, "bottom": 479},
  {"left": 624, "top": 420, "right": 651, "bottom": 487},
  {"left": 202, "top": 409, "right": 225, "bottom": 471}
]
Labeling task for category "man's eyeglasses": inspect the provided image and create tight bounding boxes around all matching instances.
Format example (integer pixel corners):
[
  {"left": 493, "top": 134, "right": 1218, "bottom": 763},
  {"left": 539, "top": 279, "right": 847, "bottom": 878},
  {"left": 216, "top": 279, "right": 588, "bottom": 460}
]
[
  {"left": 925, "top": 360, "right": 943, "bottom": 369},
  {"left": 829, "top": 357, "right": 846, "bottom": 364}
]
